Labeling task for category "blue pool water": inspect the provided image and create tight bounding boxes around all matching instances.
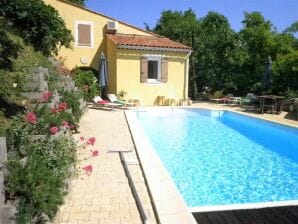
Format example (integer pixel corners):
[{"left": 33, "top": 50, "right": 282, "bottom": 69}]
[{"left": 135, "top": 109, "right": 298, "bottom": 207}]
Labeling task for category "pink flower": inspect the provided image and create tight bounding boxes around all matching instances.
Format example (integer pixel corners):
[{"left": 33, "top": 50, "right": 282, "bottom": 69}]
[
  {"left": 25, "top": 112, "right": 37, "bottom": 124},
  {"left": 92, "top": 150, "right": 99, "bottom": 157},
  {"left": 50, "top": 126, "right": 59, "bottom": 135},
  {"left": 86, "top": 137, "right": 96, "bottom": 146},
  {"left": 83, "top": 165, "right": 93, "bottom": 175},
  {"left": 80, "top": 136, "right": 85, "bottom": 141},
  {"left": 57, "top": 102, "right": 68, "bottom": 112},
  {"left": 62, "top": 120, "right": 69, "bottom": 128},
  {"left": 42, "top": 91, "right": 52, "bottom": 101},
  {"left": 69, "top": 125, "right": 75, "bottom": 130}
]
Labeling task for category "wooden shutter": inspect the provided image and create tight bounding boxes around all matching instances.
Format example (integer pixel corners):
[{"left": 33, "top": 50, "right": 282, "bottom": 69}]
[
  {"left": 140, "top": 58, "right": 148, "bottom": 83},
  {"left": 161, "top": 58, "right": 168, "bottom": 83},
  {"left": 78, "top": 24, "right": 91, "bottom": 46}
]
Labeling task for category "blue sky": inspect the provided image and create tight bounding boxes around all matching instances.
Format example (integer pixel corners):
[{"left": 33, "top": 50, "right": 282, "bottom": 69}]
[{"left": 86, "top": 0, "right": 297, "bottom": 33}]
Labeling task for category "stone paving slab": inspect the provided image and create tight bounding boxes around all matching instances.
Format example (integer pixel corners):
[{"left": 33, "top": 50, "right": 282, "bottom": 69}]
[{"left": 52, "top": 108, "right": 157, "bottom": 224}]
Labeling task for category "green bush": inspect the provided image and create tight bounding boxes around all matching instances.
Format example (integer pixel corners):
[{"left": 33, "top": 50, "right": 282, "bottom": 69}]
[
  {"left": 6, "top": 135, "right": 76, "bottom": 223},
  {"left": 0, "top": 0, "right": 73, "bottom": 55},
  {"left": 60, "top": 91, "right": 83, "bottom": 122},
  {"left": 73, "top": 68, "right": 98, "bottom": 101}
]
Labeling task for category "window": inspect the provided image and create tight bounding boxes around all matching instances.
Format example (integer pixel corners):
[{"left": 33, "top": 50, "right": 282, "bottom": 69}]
[
  {"left": 148, "top": 60, "right": 159, "bottom": 79},
  {"left": 75, "top": 21, "right": 94, "bottom": 47},
  {"left": 140, "top": 56, "right": 168, "bottom": 83}
]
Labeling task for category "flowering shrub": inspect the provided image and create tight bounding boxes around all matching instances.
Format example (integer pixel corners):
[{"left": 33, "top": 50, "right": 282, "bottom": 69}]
[
  {"left": 5, "top": 77, "right": 85, "bottom": 223},
  {"left": 25, "top": 112, "right": 37, "bottom": 124},
  {"left": 49, "top": 126, "right": 59, "bottom": 135},
  {"left": 6, "top": 135, "right": 76, "bottom": 223},
  {"left": 42, "top": 91, "right": 52, "bottom": 102}
]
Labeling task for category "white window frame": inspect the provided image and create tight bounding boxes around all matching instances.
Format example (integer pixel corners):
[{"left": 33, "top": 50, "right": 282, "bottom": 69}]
[
  {"left": 75, "top": 20, "right": 94, "bottom": 48},
  {"left": 146, "top": 56, "right": 162, "bottom": 84}
]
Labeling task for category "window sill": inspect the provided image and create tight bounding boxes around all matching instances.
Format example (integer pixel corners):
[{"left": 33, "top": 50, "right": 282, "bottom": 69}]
[
  {"left": 144, "top": 80, "right": 163, "bottom": 85},
  {"left": 75, "top": 44, "right": 94, "bottom": 48}
]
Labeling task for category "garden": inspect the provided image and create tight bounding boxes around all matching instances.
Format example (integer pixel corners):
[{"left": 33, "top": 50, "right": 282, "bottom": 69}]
[{"left": 0, "top": 1, "right": 99, "bottom": 223}]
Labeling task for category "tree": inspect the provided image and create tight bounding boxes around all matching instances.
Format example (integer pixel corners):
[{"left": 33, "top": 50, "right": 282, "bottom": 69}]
[
  {"left": 0, "top": 0, "right": 73, "bottom": 56},
  {"left": 153, "top": 9, "right": 200, "bottom": 97},
  {"left": 196, "top": 12, "right": 237, "bottom": 93},
  {"left": 237, "top": 12, "right": 275, "bottom": 94},
  {"left": 284, "top": 21, "right": 298, "bottom": 35}
]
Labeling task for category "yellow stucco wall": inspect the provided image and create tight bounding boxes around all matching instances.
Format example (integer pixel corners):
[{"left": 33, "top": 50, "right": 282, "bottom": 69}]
[
  {"left": 114, "top": 49, "right": 188, "bottom": 106},
  {"left": 106, "top": 37, "right": 117, "bottom": 94},
  {"left": 43, "top": 0, "right": 152, "bottom": 70}
]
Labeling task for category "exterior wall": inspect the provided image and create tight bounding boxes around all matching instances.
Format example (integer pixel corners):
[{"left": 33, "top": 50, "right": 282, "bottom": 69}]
[
  {"left": 43, "top": 0, "right": 152, "bottom": 70},
  {"left": 106, "top": 37, "right": 117, "bottom": 94},
  {"left": 115, "top": 49, "right": 187, "bottom": 106}
]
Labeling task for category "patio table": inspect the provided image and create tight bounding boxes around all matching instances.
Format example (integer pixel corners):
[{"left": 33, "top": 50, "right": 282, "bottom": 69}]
[{"left": 259, "top": 95, "right": 284, "bottom": 114}]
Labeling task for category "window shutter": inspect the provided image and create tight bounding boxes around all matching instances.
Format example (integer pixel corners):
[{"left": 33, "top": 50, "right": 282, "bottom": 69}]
[
  {"left": 140, "top": 58, "right": 148, "bottom": 83},
  {"left": 161, "top": 58, "right": 168, "bottom": 83},
  {"left": 78, "top": 24, "right": 91, "bottom": 46}
]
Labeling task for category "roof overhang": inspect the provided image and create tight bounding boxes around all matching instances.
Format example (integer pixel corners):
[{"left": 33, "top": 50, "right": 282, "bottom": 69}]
[{"left": 118, "top": 44, "right": 192, "bottom": 54}]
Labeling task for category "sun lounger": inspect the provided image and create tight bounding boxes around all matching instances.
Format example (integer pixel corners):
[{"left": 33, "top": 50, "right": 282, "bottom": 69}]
[
  {"left": 107, "top": 94, "right": 137, "bottom": 107},
  {"left": 93, "top": 96, "right": 122, "bottom": 109}
]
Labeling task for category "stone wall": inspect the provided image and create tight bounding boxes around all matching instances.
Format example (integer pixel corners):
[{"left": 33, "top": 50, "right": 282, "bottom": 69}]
[
  {"left": 21, "top": 66, "right": 87, "bottom": 112},
  {"left": 0, "top": 137, "right": 16, "bottom": 224}
]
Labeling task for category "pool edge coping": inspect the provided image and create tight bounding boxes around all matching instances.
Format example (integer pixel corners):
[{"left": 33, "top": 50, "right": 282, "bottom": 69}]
[
  {"left": 190, "top": 200, "right": 298, "bottom": 213},
  {"left": 125, "top": 110, "right": 197, "bottom": 224},
  {"left": 188, "top": 105, "right": 298, "bottom": 129}
]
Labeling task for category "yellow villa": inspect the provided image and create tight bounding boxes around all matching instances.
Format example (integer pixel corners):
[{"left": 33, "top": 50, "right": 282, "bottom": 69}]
[{"left": 44, "top": 0, "right": 192, "bottom": 105}]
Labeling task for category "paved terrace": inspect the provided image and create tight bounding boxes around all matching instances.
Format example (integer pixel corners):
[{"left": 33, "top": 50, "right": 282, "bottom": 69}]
[
  {"left": 53, "top": 108, "right": 157, "bottom": 224},
  {"left": 53, "top": 102, "right": 298, "bottom": 224}
]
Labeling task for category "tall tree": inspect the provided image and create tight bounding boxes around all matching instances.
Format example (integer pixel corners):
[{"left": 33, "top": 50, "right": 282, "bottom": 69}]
[
  {"left": 237, "top": 12, "right": 275, "bottom": 94},
  {"left": 153, "top": 9, "right": 200, "bottom": 98},
  {"left": 196, "top": 12, "right": 237, "bottom": 93}
]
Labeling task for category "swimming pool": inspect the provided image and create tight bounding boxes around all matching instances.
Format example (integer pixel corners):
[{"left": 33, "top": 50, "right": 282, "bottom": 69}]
[{"left": 133, "top": 108, "right": 298, "bottom": 209}]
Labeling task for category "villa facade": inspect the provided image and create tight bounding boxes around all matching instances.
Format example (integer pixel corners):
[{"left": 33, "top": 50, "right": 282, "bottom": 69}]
[{"left": 44, "top": 0, "right": 192, "bottom": 105}]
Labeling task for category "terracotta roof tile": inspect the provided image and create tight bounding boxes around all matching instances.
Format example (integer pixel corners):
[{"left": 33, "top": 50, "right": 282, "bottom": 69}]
[{"left": 107, "top": 34, "right": 191, "bottom": 51}]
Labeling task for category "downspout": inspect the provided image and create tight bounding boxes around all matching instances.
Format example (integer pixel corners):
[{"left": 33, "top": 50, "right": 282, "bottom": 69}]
[{"left": 184, "top": 51, "right": 192, "bottom": 100}]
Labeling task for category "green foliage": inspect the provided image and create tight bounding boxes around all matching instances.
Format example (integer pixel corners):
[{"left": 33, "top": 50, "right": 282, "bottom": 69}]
[
  {"left": 6, "top": 114, "right": 33, "bottom": 158},
  {"left": 0, "top": 70, "right": 25, "bottom": 107},
  {"left": 0, "top": 27, "right": 22, "bottom": 70},
  {"left": 153, "top": 10, "right": 298, "bottom": 97},
  {"left": 284, "top": 21, "right": 298, "bottom": 34},
  {"left": 73, "top": 68, "right": 98, "bottom": 101},
  {"left": 0, "top": 0, "right": 73, "bottom": 56},
  {"left": 60, "top": 91, "right": 82, "bottom": 121},
  {"left": 196, "top": 12, "right": 237, "bottom": 93},
  {"left": 273, "top": 49, "right": 298, "bottom": 94},
  {"left": 6, "top": 135, "right": 76, "bottom": 223}
]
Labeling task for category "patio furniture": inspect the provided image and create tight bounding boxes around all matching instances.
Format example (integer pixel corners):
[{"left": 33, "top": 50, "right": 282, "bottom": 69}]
[
  {"left": 92, "top": 96, "right": 123, "bottom": 109},
  {"left": 228, "top": 97, "right": 242, "bottom": 105},
  {"left": 210, "top": 98, "right": 224, "bottom": 104},
  {"left": 240, "top": 94, "right": 260, "bottom": 112},
  {"left": 107, "top": 94, "right": 136, "bottom": 107},
  {"left": 259, "top": 95, "right": 284, "bottom": 114}
]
